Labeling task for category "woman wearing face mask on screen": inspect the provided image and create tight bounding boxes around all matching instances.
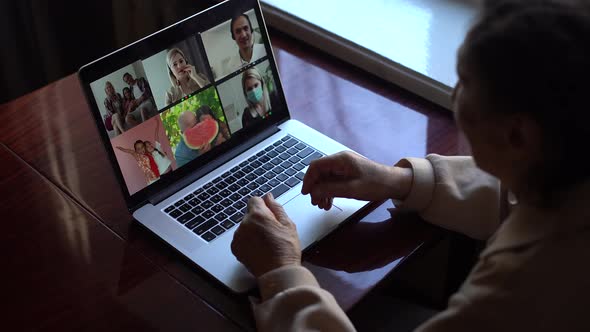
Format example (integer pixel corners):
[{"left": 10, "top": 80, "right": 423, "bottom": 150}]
[{"left": 241, "top": 67, "right": 278, "bottom": 128}]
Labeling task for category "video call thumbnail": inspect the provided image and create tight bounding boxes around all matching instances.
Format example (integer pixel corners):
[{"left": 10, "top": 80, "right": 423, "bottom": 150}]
[
  {"left": 217, "top": 60, "right": 279, "bottom": 134},
  {"left": 89, "top": 61, "right": 158, "bottom": 139},
  {"left": 201, "top": 9, "right": 267, "bottom": 81},
  {"left": 160, "top": 87, "right": 231, "bottom": 168},
  {"left": 143, "top": 36, "right": 212, "bottom": 111},
  {"left": 110, "top": 116, "right": 176, "bottom": 195}
]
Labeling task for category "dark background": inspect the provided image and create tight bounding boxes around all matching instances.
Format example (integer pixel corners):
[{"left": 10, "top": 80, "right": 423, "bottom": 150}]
[{"left": 0, "top": 0, "right": 219, "bottom": 104}]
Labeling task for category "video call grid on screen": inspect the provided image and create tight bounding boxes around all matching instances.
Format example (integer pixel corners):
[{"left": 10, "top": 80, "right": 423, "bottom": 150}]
[{"left": 86, "top": 4, "right": 284, "bottom": 196}]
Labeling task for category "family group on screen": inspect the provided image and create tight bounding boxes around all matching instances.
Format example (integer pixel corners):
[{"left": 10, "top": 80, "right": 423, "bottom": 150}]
[{"left": 89, "top": 10, "right": 281, "bottom": 195}]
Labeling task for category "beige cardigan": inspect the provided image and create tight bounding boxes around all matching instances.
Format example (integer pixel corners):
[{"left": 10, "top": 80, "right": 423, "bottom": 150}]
[{"left": 252, "top": 155, "right": 590, "bottom": 331}]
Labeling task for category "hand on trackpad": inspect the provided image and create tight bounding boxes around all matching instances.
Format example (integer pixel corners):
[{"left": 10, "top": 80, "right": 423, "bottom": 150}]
[{"left": 283, "top": 194, "right": 343, "bottom": 249}]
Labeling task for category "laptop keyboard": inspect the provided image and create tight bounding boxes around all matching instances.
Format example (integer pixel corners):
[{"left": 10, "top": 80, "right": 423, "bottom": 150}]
[{"left": 162, "top": 135, "right": 324, "bottom": 242}]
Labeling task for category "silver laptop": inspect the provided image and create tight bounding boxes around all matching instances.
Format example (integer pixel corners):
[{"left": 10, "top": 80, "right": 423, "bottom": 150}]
[{"left": 78, "top": 0, "right": 369, "bottom": 293}]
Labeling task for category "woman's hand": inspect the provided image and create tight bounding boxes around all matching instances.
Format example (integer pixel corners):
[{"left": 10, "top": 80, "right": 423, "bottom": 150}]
[
  {"left": 231, "top": 194, "right": 301, "bottom": 278},
  {"left": 200, "top": 142, "right": 212, "bottom": 153},
  {"left": 302, "top": 151, "right": 413, "bottom": 210}
]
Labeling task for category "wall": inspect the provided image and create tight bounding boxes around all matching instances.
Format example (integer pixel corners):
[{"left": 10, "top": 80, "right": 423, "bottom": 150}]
[{"left": 110, "top": 116, "right": 177, "bottom": 195}]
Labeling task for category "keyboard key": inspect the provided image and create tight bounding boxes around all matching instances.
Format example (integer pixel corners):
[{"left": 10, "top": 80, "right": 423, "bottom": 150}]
[
  {"left": 228, "top": 193, "right": 241, "bottom": 201},
  {"left": 270, "top": 183, "right": 290, "bottom": 199},
  {"left": 280, "top": 161, "right": 293, "bottom": 169},
  {"left": 238, "top": 188, "right": 250, "bottom": 196},
  {"left": 293, "top": 163, "right": 305, "bottom": 171},
  {"left": 164, "top": 205, "right": 175, "bottom": 213},
  {"left": 276, "top": 173, "right": 289, "bottom": 182},
  {"left": 204, "top": 182, "right": 214, "bottom": 189},
  {"left": 302, "top": 152, "right": 323, "bottom": 166},
  {"left": 275, "top": 146, "right": 286, "bottom": 153},
  {"left": 224, "top": 206, "right": 237, "bottom": 215},
  {"left": 286, "top": 177, "right": 301, "bottom": 187},
  {"left": 287, "top": 148, "right": 299, "bottom": 155},
  {"left": 174, "top": 200, "right": 184, "bottom": 207},
  {"left": 279, "top": 153, "right": 290, "bottom": 160},
  {"left": 179, "top": 204, "right": 191, "bottom": 212},
  {"left": 251, "top": 160, "right": 262, "bottom": 168},
  {"left": 225, "top": 176, "right": 237, "bottom": 184},
  {"left": 264, "top": 172, "right": 275, "bottom": 180},
  {"left": 184, "top": 193, "right": 194, "bottom": 200},
  {"left": 193, "top": 187, "right": 204, "bottom": 195},
  {"left": 297, "top": 147, "right": 314, "bottom": 159},
  {"left": 206, "top": 187, "right": 219, "bottom": 195},
  {"left": 229, "top": 184, "right": 240, "bottom": 192},
  {"left": 260, "top": 184, "right": 272, "bottom": 193},
  {"left": 247, "top": 182, "right": 259, "bottom": 190},
  {"left": 281, "top": 136, "right": 291, "bottom": 142},
  {"left": 267, "top": 179, "right": 280, "bottom": 187},
  {"left": 242, "top": 165, "right": 254, "bottom": 173},
  {"left": 222, "top": 171, "right": 231, "bottom": 178},
  {"left": 197, "top": 192, "right": 210, "bottom": 201},
  {"left": 284, "top": 139, "right": 298, "bottom": 147},
  {"left": 214, "top": 212, "right": 229, "bottom": 222},
  {"left": 211, "top": 204, "right": 224, "bottom": 213},
  {"left": 231, "top": 166, "right": 240, "bottom": 172},
  {"left": 221, "top": 220, "right": 235, "bottom": 230},
  {"left": 201, "top": 200, "right": 214, "bottom": 209},
  {"left": 239, "top": 160, "right": 248, "bottom": 167},
  {"left": 245, "top": 173, "right": 257, "bottom": 181},
  {"left": 212, "top": 177, "right": 223, "bottom": 184},
  {"left": 255, "top": 177, "right": 268, "bottom": 185},
  {"left": 212, "top": 225, "right": 226, "bottom": 236},
  {"left": 263, "top": 162, "right": 275, "bottom": 170},
  {"left": 185, "top": 216, "right": 205, "bottom": 229},
  {"left": 188, "top": 198, "right": 200, "bottom": 206},
  {"left": 215, "top": 181, "right": 227, "bottom": 190},
  {"left": 285, "top": 168, "right": 297, "bottom": 176},
  {"left": 251, "top": 189, "right": 264, "bottom": 197},
  {"left": 271, "top": 158, "right": 282, "bottom": 166},
  {"left": 231, "top": 212, "right": 245, "bottom": 223},
  {"left": 237, "top": 178, "right": 249, "bottom": 186},
  {"left": 210, "top": 195, "right": 223, "bottom": 203},
  {"left": 220, "top": 199, "right": 233, "bottom": 207},
  {"left": 267, "top": 151, "right": 278, "bottom": 158},
  {"left": 258, "top": 155, "right": 271, "bottom": 163},
  {"left": 233, "top": 201, "right": 246, "bottom": 211},
  {"left": 178, "top": 212, "right": 195, "bottom": 224},
  {"left": 248, "top": 155, "right": 257, "bottom": 162},
  {"left": 234, "top": 170, "right": 246, "bottom": 179},
  {"left": 191, "top": 206, "right": 205, "bottom": 215},
  {"left": 296, "top": 172, "right": 306, "bottom": 181},
  {"left": 295, "top": 143, "right": 307, "bottom": 150},
  {"left": 272, "top": 166, "right": 285, "bottom": 174},
  {"left": 202, "top": 210, "right": 215, "bottom": 219},
  {"left": 169, "top": 209, "right": 182, "bottom": 218},
  {"left": 201, "top": 231, "right": 216, "bottom": 242},
  {"left": 254, "top": 168, "right": 266, "bottom": 175},
  {"left": 273, "top": 140, "right": 283, "bottom": 146},
  {"left": 265, "top": 145, "right": 274, "bottom": 152},
  {"left": 288, "top": 156, "right": 301, "bottom": 164},
  {"left": 219, "top": 189, "right": 232, "bottom": 197}
]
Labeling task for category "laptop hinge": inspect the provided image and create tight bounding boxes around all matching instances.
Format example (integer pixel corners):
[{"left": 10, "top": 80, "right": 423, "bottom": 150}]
[{"left": 147, "top": 125, "right": 281, "bottom": 206}]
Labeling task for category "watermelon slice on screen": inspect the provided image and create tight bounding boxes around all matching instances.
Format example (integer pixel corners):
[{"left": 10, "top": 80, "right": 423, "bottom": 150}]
[{"left": 183, "top": 118, "right": 219, "bottom": 149}]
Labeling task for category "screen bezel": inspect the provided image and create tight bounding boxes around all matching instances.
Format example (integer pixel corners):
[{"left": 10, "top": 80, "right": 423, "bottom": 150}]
[{"left": 78, "top": 0, "right": 290, "bottom": 210}]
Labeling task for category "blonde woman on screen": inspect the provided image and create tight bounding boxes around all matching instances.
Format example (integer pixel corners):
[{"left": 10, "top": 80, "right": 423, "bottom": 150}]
[{"left": 164, "top": 47, "right": 210, "bottom": 105}]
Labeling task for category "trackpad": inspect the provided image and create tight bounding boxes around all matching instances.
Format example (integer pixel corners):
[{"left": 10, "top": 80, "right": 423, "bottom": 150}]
[{"left": 283, "top": 194, "right": 343, "bottom": 249}]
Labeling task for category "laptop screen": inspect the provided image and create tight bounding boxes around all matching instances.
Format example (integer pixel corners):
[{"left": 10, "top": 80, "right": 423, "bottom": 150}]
[{"left": 79, "top": 0, "right": 289, "bottom": 208}]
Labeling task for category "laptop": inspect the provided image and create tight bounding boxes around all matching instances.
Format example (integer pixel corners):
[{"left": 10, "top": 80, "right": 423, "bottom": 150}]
[{"left": 78, "top": 0, "right": 370, "bottom": 293}]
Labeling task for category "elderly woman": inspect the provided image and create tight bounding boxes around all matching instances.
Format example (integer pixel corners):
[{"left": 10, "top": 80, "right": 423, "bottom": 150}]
[
  {"left": 164, "top": 47, "right": 209, "bottom": 105},
  {"left": 102, "top": 81, "right": 126, "bottom": 135},
  {"left": 231, "top": 1, "right": 590, "bottom": 331}
]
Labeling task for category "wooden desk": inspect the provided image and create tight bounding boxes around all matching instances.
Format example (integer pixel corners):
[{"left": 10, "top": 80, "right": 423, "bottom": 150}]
[{"left": 1, "top": 30, "right": 467, "bottom": 330}]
